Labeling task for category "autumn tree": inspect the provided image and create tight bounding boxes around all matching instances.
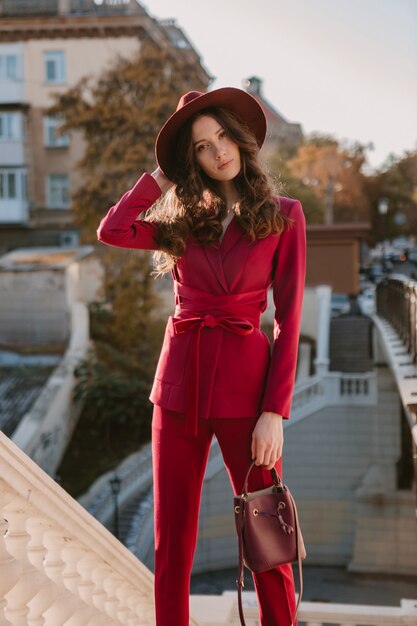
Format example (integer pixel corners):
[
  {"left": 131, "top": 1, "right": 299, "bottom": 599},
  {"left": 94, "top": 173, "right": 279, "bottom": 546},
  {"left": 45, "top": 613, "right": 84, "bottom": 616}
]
[
  {"left": 266, "top": 150, "right": 325, "bottom": 223},
  {"left": 281, "top": 134, "right": 372, "bottom": 224},
  {"left": 364, "top": 149, "right": 417, "bottom": 244},
  {"left": 53, "top": 42, "right": 208, "bottom": 489}
]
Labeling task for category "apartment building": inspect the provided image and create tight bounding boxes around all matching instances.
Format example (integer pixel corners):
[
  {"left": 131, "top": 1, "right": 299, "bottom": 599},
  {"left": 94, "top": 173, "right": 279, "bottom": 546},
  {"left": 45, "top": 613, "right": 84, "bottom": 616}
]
[{"left": 0, "top": 0, "right": 210, "bottom": 251}]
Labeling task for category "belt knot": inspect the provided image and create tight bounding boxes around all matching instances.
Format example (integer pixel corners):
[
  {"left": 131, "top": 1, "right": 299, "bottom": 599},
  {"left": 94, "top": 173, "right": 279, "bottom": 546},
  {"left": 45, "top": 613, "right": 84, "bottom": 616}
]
[
  {"left": 170, "top": 311, "right": 257, "bottom": 438},
  {"left": 203, "top": 314, "right": 217, "bottom": 328}
]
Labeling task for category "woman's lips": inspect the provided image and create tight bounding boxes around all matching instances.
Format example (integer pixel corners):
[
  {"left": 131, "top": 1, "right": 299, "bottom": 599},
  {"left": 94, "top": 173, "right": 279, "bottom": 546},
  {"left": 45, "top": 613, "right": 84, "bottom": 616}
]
[{"left": 218, "top": 159, "right": 233, "bottom": 170}]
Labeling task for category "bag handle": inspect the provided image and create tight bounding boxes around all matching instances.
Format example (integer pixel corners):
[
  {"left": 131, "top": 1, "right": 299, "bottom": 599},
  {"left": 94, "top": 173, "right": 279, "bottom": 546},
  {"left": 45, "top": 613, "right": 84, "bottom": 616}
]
[
  {"left": 242, "top": 460, "right": 284, "bottom": 495},
  {"left": 236, "top": 462, "right": 304, "bottom": 626}
]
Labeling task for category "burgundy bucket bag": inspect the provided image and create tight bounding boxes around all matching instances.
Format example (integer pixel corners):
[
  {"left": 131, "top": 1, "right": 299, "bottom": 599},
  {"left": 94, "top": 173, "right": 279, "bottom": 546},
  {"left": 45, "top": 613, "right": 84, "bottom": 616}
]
[{"left": 234, "top": 461, "right": 306, "bottom": 626}]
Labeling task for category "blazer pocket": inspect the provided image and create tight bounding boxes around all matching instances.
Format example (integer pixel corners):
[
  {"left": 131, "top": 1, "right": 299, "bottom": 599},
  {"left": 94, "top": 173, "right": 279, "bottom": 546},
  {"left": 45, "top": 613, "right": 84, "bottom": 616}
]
[
  {"left": 214, "top": 330, "right": 271, "bottom": 394},
  {"left": 154, "top": 316, "right": 192, "bottom": 386}
]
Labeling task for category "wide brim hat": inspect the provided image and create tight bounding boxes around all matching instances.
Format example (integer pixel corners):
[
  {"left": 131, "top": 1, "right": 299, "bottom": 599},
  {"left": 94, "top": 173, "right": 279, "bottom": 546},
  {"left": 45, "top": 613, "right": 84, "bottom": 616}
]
[{"left": 155, "top": 87, "right": 267, "bottom": 179}]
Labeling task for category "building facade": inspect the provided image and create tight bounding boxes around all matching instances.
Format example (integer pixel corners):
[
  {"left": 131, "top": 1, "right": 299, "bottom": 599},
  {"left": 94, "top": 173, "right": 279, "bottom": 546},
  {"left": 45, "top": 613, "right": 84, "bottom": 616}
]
[
  {"left": 243, "top": 75, "right": 304, "bottom": 158},
  {"left": 0, "top": 0, "right": 210, "bottom": 251}
]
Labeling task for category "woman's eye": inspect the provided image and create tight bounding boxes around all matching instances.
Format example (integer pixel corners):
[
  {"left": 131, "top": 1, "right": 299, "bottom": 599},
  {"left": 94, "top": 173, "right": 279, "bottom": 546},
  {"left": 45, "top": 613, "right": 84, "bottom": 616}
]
[{"left": 197, "top": 144, "right": 206, "bottom": 152}]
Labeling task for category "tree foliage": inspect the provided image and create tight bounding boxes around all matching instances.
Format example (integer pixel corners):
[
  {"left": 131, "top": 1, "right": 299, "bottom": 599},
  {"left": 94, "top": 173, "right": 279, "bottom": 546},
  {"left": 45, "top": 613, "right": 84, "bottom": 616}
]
[
  {"left": 267, "top": 130, "right": 417, "bottom": 245},
  {"left": 51, "top": 42, "right": 207, "bottom": 468},
  {"left": 364, "top": 150, "right": 417, "bottom": 243},
  {"left": 284, "top": 134, "right": 371, "bottom": 223},
  {"left": 266, "top": 150, "right": 325, "bottom": 223}
]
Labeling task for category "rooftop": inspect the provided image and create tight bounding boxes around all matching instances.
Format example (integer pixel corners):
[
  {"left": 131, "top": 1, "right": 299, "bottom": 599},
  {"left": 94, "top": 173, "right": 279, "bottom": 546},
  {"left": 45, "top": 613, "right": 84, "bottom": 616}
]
[
  {"left": 0, "top": 245, "right": 94, "bottom": 271},
  {"left": 0, "top": 0, "right": 147, "bottom": 18}
]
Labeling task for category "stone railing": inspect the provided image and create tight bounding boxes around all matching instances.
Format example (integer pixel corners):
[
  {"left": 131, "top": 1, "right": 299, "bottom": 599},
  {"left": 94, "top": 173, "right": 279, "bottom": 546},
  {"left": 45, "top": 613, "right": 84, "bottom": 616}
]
[
  {"left": 78, "top": 444, "right": 154, "bottom": 525},
  {"left": 290, "top": 370, "right": 377, "bottom": 421},
  {"left": 11, "top": 301, "right": 90, "bottom": 477},
  {"left": 213, "top": 591, "right": 417, "bottom": 626},
  {"left": 0, "top": 431, "right": 202, "bottom": 626}
]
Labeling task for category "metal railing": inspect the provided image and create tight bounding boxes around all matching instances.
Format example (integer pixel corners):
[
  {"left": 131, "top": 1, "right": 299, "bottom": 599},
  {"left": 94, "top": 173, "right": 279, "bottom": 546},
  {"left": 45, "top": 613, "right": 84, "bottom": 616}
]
[{"left": 376, "top": 275, "right": 417, "bottom": 365}]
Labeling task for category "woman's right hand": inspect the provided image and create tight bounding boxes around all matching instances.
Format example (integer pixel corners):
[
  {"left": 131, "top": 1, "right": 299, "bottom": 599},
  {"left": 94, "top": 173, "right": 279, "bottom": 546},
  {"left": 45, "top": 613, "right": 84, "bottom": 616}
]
[{"left": 151, "top": 167, "right": 174, "bottom": 195}]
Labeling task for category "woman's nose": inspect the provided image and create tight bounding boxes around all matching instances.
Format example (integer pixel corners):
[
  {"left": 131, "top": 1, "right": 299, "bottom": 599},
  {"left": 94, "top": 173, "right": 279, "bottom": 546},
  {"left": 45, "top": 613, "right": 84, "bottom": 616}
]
[{"left": 214, "top": 142, "right": 226, "bottom": 159}]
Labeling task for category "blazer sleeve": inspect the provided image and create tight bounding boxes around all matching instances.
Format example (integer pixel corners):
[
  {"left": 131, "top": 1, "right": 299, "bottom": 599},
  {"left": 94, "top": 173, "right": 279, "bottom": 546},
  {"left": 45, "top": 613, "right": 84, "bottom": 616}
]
[
  {"left": 261, "top": 199, "right": 307, "bottom": 419},
  {"left": 97, "top": 172, "right": 162, "bottom": 250}
]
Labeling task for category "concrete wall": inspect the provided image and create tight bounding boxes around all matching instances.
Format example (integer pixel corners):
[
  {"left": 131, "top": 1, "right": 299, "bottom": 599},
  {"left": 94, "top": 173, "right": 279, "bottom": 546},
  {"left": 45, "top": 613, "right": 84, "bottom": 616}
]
[
  {"left": 12, "top": 301, "right": 90, "bottom": 476},
  {"left": 0, "top": 246, "right": 103, "bottom": 345},
  {"left": 0, "top": 268, "right": 69, "bottom": 344},
  {"left": 349, "top": 366, "right": 416, "bottom": 576}
]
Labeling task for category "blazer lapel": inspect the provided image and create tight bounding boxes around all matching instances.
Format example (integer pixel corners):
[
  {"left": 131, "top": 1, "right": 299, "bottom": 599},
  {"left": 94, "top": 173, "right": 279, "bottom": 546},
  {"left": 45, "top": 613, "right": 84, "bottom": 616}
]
[
  {"left": 199, "top": 217, "right": 253, "bottom": 293},
  {"left": 202, "top": 243, "right": 229, "bottom": 293},
  {"left": 221, "top": 216, "right": 244, "bottom": 260}
]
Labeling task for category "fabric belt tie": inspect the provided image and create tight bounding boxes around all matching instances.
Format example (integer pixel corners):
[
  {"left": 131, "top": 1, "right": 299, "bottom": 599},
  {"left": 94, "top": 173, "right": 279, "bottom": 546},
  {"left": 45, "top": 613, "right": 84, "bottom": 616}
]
[
  {"left": 171, "top": 280, "right": 268, "bottom": 438},
  {"left": 172, "top": 313, "right": 255, "bottom": 437}
]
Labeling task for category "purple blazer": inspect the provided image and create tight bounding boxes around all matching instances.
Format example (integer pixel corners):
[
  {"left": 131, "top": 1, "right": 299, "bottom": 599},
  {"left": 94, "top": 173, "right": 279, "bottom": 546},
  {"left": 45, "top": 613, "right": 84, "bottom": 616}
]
[{"left": 97, "top": 173, "right": 306, "bottom": 433}]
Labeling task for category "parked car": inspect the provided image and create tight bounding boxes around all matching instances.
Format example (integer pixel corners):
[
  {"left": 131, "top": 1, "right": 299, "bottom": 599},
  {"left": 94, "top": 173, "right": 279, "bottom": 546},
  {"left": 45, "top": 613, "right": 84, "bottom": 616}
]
[
  {"left": 408, "top": 249, "right": 417, "bottom": 265},
  {"left": 368, "top": 263, "right": 384, "bottom": 284},
  {"left": 358, "top": 286, "right": 376, "bottom": 315},
  {"left": 331, "top": 293, "right": 350, "bottom": 317}
]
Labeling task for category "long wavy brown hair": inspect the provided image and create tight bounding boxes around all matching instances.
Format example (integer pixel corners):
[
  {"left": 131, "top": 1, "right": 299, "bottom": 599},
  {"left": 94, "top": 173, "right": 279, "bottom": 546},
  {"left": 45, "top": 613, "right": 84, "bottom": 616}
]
[{"left": 143, "top": 106, "right": 294, "bottom": 277}]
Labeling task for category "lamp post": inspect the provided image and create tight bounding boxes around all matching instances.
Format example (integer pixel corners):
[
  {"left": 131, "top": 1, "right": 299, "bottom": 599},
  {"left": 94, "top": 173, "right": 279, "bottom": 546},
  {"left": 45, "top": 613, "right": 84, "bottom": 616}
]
[
  {"left": 110, "top": 475, "right": 121, "bottom": 540},
  {"left": 325, "top": 174, "right": 335, "bottom": 225},
  {"left": 378, "top": 197, "right": 389, "bottom": 250}
]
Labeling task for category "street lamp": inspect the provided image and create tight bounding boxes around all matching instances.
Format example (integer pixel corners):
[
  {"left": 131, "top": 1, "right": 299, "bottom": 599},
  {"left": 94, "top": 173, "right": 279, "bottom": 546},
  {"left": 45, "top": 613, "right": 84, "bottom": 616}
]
[
  {"left": 110, "top": 474, "right": 121, "bottom": 540},
  {"left": 378, "top": 197, "right": 389, "bottom": 245}
]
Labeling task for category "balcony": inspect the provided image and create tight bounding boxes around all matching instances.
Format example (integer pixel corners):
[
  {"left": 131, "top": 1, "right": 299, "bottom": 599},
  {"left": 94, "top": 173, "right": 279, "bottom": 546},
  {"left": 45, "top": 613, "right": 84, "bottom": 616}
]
[{"left": 0, "top": 77, "right": 24, "bottom": 104}]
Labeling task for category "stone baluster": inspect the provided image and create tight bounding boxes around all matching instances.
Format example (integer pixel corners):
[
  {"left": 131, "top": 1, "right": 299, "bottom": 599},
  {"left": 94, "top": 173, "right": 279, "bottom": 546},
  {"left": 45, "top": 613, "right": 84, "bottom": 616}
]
[
  {"left": 2, "top": 497, "right": 47, "bottom": 626},
  {"left": 126, "top": 590, "right": 144, "bottom": 625},
  {"left": 89, "top": 561, "right": 121, "bottom": 622},
  {"left": 75, "top": 550, "right": 100, "bottom": 607},
  {"left": 41, "top": 530, "right": 89, "bottom": 625},
  {"left": 26, "top": 516, "right": 63, "bottom": 626},
  {"left": 0, "top": 513, "right": 20, "bottom": 626},
  {"left": 61, "top": 539, "right": 100, "bottom": 626},
  {"left": 114, "top": 579, "right": 138, "bottom": 624},
  {"left": 102, "top": 572, "right": 127, "bottom": 622},
  {"left": 62, "top": 539, "right": 114, "bottom": 626}
]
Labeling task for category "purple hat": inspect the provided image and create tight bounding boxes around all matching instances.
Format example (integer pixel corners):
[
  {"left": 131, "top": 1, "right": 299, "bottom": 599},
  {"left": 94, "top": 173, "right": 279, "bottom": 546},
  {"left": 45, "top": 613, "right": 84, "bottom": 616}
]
[{"left": 155, "top": 87, "right": 267, "bottom": 178}]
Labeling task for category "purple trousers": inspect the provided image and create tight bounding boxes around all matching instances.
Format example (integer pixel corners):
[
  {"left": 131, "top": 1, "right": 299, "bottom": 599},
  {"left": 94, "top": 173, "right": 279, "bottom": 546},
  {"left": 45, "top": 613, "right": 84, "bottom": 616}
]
[{"left": 151, "top": 404, "right": 298, "bottom": 626}]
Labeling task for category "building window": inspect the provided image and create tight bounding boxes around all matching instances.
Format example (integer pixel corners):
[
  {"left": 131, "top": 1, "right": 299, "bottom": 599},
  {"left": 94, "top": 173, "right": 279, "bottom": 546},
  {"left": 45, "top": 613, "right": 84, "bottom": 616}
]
[
  {"left": 46, "top": 174, "right": 70, "bottom": 208},
  {"left": 0, "top": 171, "right": 18, "bottom": 199},
  {"left": 44, "top": 51, "right": 66, "bottom": 84},
  {"left": 43, "top": 115, "right": 69, "bottom": 147},
  {"left": 0, "top": 54, "right": 18, "bottom": 80},
  {"left": 0, "top": 112, "right": 21, "bottom": 140}
]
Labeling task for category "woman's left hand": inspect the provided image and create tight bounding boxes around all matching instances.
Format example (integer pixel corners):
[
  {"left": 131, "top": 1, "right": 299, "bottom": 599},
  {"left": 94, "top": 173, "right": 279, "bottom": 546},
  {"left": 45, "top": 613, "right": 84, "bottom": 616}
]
[{"left": 251, "top": 412, "right": 283, "bottom": 471}]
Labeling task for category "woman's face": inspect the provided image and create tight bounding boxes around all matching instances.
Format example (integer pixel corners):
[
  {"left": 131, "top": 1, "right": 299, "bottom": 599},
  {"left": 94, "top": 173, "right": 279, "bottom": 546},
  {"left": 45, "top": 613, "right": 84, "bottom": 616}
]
[{"left": 191, "top": 114, "right": 241, "bottom": 182}]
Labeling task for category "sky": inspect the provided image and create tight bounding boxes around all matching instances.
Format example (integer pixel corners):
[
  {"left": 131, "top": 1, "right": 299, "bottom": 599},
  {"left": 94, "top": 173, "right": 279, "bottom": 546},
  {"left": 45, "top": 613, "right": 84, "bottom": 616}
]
[{"left": 142, "top": 0, "right": 417, "bottom": 173}]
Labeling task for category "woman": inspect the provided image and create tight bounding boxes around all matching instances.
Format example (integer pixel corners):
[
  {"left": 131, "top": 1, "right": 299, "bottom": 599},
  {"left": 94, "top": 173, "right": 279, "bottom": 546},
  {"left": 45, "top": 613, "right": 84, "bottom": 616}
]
[{"left": 97, "top": 87, "right": 306, "bottom": 626}]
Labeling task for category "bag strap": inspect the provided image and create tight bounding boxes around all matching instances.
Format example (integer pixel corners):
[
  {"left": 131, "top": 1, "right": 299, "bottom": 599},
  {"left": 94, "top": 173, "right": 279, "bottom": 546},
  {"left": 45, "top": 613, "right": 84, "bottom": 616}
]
[
  {"left": 289, "top": 489, "right": 304, "bottom": 625},
  {"left": 236, "top": 488, "right": 304, "bottom": 626},
  {"left": 236, "top": 499, "right": 247, "bottom": 626},
  {"left": 242, "top": 460, "right": 283, "bottom": 494}
]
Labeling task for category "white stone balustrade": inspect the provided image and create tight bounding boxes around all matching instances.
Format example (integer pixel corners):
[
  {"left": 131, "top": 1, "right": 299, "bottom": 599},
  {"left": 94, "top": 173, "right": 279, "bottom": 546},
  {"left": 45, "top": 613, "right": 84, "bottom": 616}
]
[
  {"left": 0, "top": 430, "right": 202, "bottom": 626},
  {"left": 202, "top": 591, "right": 417, "bottom": 626}
]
